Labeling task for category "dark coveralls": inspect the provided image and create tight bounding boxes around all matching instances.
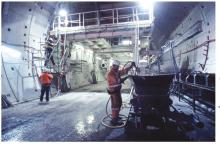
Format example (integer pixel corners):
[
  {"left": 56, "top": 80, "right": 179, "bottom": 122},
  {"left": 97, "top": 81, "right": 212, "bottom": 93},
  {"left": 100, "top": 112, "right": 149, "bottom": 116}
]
[{"left": 44, "top": 44, "right": 55, "bottom": 66}]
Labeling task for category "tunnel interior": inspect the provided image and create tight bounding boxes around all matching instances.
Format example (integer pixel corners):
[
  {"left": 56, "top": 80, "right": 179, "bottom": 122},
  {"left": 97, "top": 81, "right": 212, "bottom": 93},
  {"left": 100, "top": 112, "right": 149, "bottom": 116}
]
[{"left": 1, "top": 1, "right": 216, "bottom": 142}]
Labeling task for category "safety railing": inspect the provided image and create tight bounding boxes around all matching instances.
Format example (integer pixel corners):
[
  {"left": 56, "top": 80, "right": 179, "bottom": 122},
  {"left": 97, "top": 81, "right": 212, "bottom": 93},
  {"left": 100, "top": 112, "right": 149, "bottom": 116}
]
[{"left": 52, "top": 6, "right": 153, "bottom": 32}]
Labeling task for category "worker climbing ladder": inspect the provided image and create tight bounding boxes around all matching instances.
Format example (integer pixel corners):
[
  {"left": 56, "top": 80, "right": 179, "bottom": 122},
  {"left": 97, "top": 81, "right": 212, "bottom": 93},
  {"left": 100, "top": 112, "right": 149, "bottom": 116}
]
[{"left": 31, "top": 31, "right": 70, "bottom": 97}]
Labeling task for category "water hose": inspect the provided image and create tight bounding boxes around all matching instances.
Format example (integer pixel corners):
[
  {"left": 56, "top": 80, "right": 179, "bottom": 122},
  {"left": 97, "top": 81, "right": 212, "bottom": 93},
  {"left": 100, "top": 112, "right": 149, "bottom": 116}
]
[{"left": 101, "top": 96, "right": 128, "bottom": 129}]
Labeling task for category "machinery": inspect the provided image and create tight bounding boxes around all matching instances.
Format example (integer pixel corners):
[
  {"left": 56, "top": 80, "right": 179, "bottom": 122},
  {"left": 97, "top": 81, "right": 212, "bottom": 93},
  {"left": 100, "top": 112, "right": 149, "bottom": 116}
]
[{"left": 100, "top": 60, "right": 215, "bottom": 141}]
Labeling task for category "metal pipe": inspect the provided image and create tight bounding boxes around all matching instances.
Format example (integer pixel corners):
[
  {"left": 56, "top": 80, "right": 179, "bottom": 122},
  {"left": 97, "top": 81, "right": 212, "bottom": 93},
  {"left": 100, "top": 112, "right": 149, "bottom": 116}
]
[
  {"left": 82, "top": 13, "right": 85, "bottom": 27},
  {"left": 178, "top": 80, "right": 214, "bottom": 92},
  {"left": 180, "top": 39, "right": 215, "bottom": 55},
  {"left": 205, "top": 74, "right": 209, "bottom": 87}
]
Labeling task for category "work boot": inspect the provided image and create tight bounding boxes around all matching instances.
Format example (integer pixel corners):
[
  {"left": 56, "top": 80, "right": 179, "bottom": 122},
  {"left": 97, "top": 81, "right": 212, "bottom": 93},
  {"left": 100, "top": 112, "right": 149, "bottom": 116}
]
[
  {"left": 116, "top": 116, "right": 122, "bottom": 121},
  {"left": 39, "top": 100, "right": 43, "bottom": 104}
]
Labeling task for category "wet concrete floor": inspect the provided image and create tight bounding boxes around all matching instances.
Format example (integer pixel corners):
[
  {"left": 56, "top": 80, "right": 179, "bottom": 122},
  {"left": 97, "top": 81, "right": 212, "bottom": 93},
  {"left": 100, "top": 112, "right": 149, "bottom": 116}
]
[
  {"left": 2, "top": 81, "right": 215, "bottom": 141},
  {"left": 2, "top": 92, "right": 131, "bottom": 141}
]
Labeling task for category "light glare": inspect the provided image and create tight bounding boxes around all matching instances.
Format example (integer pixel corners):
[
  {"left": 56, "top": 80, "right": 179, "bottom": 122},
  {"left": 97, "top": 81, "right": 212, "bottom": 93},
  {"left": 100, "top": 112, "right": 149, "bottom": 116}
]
[
  {"left": 122, "top": 40, "right": 132, "bottom": 45},
  {"left": 138, "top": 0, "right": 154, "bottom": 10},
  {"left": 2, "top": 45, "right": 21, "bottom": 58},
  {"left": 59, "top": 9, "right": 67, "bottom": 16}
]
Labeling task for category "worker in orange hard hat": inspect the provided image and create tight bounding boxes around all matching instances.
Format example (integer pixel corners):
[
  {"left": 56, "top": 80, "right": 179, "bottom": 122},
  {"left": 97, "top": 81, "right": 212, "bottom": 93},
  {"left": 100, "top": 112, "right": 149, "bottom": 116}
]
[
  {"left": 107, "top": 60, "right": 135, "bottom": 125},
  {"left": 39, "top": 68, "right": 53, "bottom": 102}
]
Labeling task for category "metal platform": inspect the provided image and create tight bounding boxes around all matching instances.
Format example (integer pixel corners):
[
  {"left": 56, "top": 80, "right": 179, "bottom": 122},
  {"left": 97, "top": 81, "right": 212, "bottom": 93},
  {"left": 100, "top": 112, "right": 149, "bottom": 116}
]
[{"left": 50, "top": 6, "right": 153, "bottom": 36}]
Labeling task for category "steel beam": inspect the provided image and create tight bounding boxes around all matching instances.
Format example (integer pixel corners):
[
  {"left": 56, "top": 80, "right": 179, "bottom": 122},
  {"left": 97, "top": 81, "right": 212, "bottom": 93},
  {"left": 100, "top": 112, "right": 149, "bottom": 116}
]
[{"left": 66, "top": 30, "right": 136, "bottom": 41}]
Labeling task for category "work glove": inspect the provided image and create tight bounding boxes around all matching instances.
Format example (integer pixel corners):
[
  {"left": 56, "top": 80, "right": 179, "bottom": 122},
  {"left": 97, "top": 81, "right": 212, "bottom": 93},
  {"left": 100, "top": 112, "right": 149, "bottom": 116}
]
[{"left": 120, "top": 76, "right": 128, "bottom": 84}]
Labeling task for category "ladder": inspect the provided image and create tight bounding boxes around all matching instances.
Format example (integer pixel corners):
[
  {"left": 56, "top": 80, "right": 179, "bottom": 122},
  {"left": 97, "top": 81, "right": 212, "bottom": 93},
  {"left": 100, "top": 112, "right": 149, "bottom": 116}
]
[
  {"left": 53, "top": 30, "right": 69, "bottom": 96},
  {"left": 32, "top": 34, "right": 69, "bottom": 96}
]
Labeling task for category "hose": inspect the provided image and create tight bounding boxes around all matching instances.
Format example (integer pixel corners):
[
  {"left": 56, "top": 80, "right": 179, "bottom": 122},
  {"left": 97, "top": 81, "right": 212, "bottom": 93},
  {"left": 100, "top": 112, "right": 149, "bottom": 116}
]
[
  {"left": 105, "top": 97, "right": 111, "bottom": 118},
  {"left": 101, "top": 96, "right": 129, "bottom": 129},
  {"left": 123, "top": 61, "right": 137, "bottom": 76},
  {"left": 1, "top": 54, "right": 19, "bottom": 102}
]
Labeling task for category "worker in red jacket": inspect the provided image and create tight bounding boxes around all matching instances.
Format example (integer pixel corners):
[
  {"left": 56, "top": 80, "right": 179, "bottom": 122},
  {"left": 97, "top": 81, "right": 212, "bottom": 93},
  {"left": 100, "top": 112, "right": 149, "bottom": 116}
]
[
  {"left": 107, "top": 60, "right": 135, "bottom": 125},
  {"left": 39, "top": 68, "right": 53, "bottom": 102}
]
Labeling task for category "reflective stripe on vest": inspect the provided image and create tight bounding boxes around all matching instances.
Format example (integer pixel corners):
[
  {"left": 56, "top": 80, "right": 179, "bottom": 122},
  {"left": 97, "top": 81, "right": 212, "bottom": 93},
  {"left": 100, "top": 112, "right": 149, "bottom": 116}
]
[
  {"left": 112, "top": 107, "right": 120, "bottom": 111},
  {"left": 108, "top": 84, "right": 121, "bottom": 88}
]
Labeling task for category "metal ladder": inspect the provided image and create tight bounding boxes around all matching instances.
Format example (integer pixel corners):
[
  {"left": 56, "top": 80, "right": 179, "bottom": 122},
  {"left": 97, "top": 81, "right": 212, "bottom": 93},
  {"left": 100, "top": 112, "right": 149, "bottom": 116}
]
[{"left": 53, "top": 30, "right": 70, "bottom": 96}]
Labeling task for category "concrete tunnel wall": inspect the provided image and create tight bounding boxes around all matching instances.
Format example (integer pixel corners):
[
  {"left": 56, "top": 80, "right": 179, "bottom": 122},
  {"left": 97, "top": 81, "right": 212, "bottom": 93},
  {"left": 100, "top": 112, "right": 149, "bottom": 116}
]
[
  {"left": 1, "top": 2, "right": 54, "bottom": 103},
  {"left": 1, "top": 2, "right": 108, "bottom": 103},
  {"left": 151, "top": 2, "right": 215, "bottom": 74}
]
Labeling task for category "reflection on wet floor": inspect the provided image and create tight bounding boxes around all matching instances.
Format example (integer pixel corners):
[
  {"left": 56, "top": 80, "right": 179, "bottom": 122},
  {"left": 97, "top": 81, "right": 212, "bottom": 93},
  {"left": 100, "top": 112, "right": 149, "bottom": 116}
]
[
  {"left": 2, "top": 91, "right": 215, "bottom": 141},
  {"left": 2, "top": 92, "right": 131, "bottom": 141},
  {"left": 87, "top": 114, "right": 95, "bottom": 124}
]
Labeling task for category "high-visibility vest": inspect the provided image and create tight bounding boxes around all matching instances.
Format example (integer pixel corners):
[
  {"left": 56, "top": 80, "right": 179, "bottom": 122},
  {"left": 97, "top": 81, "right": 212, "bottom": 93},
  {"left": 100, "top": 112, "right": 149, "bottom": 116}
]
[
  {"left": 107, "top": 67, "right": 128, "bottom": 91},
  {"left": 40, "top": 72, "right": 53, "bottom": 85}
]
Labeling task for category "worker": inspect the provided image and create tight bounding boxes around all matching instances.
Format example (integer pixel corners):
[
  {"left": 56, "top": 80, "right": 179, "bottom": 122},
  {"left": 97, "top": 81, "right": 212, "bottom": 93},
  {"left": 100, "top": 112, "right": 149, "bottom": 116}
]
[
  {"left": 39, "top": 68, "right": 53, "bottom": 102},
  {"left": 107, "top": 60, "right": 135, "bottom": 125},
  {"left": 44, "top": 37, "right": 56, "bottom": 67}
]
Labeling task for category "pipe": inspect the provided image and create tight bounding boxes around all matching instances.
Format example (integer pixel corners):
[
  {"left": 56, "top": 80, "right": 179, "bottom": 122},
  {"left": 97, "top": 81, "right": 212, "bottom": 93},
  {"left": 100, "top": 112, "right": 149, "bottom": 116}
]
[
  {"left": 2, "top": 41, "right": 40, "bottom": 53},
  {"left": 170, "top": 42, "right": 179, "bottom": 73},
  {"left": 179, "top": 39, "right": 215, "bottom": 55}
]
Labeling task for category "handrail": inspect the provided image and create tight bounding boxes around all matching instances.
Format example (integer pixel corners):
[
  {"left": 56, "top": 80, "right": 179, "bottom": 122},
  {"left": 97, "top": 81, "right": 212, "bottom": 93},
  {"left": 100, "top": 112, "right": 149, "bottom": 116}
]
[{"left": 52, "top": 6, "right": 153, "bottom": 31}]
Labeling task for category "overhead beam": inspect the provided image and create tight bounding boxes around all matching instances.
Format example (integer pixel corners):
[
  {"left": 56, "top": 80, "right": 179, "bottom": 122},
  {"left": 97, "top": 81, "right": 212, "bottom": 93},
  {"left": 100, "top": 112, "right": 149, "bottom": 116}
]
[
  {"left": 95, "top": 46, "right": 133, "bottom": 53},
  {"left": 67, "top": 30, "right": 136, "bottom": 41}
]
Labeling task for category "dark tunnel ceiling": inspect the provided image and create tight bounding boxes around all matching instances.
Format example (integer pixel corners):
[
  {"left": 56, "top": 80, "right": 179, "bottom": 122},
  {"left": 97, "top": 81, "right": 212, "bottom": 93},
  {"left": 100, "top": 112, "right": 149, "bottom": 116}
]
[
  {"left": 36, "top": 1, "right": 137, "bottom": 14},
  {"left": 151, "top": 2, "right": 198, "bottom": 50},
  {"left": 69, "top": 1, "right": 137, "bottom": 12}
]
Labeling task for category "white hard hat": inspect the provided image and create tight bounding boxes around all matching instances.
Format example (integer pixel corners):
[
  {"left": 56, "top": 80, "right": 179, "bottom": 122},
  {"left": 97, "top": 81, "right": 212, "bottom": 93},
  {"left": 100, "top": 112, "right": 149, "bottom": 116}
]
[
  {"left": 110, "top": 60, "right": 120, "bottom": 66},
  {"left": 42, "top": 67, "right": 49, "bottom": 72}
]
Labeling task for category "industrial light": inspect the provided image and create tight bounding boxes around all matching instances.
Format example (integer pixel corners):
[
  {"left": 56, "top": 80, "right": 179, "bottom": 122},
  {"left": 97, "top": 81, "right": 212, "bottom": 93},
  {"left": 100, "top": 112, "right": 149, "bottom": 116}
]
[
  {"left": 138, "top": 0, "right": 154, "bottom": 10},
  {"left": 59, "top": 9, "right": 67, "bottom": 16},
  {"left": 96, "top": 57, "right": 102, "bottom": 60},
  {"left": 122, "top": 40, "right": 132, "bottom": 45}
]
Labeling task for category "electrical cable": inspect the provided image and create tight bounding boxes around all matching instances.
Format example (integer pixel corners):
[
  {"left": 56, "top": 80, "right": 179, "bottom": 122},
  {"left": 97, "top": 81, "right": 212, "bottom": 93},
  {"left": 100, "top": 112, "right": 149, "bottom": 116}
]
[
  {"left": 101, "top": 89, "right": 132, "bottom": 128},
  {"left": 123, "top": 61, "right": 137, "bottom": 76},
  {"left": 1, "top": 54, "right": 19, "bottom": 102},
  {"left": 101, "top": 96, "right": 128, "bottom": 129},
  {"left": 170, "top": 42, "right": 179, "bottom": 74},
  {"left": 2, "top": 41, "right": 39, "bottom": 51}
]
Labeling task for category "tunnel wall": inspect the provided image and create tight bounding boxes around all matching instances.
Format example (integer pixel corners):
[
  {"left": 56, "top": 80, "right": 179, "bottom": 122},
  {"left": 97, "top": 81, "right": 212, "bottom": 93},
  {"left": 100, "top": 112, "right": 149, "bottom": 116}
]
[
  {"left": 1, "top": 2, "right": 108, "bottom": 103},
  {"left": 151, "top": 2, "right": 215, "bottom": 74},
  {"left": 1, "top": 2, "right": 53, "bottom": 103}
]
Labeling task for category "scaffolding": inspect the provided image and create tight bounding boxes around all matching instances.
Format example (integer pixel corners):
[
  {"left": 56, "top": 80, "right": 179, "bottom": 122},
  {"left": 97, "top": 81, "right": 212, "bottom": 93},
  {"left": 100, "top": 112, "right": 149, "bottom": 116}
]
[
  {"left": 31, "top": 6, "right": 154, "bottom": 95},
  {"left": 50, "top": 6, "right": 153, "bottom": 64}
]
